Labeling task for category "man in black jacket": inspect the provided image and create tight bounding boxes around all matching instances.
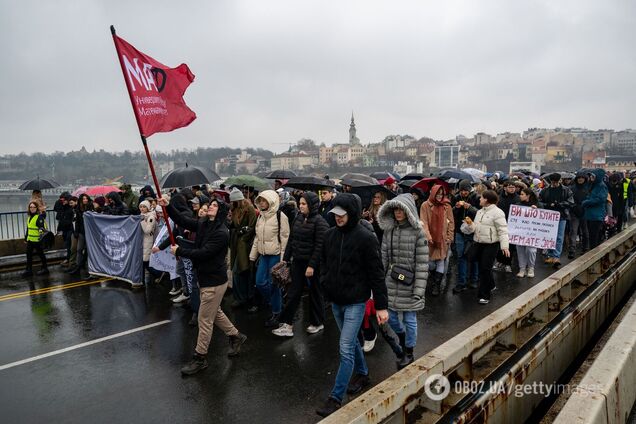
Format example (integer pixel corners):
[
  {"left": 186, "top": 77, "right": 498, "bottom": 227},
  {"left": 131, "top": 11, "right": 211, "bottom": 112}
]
[
  {"left": 316, "top": 193, "right": 389, "bottom": 418},
  {"left": 539, "top": 173, "right": 575, "bottom": 267},
  {"left": 495, "top": 180, "right": 520, "bottom": 272},
  {"left": 318, "top": 189, "right": 336, "bottom": 227},
  {"left": 451, "top": 180, "right": 479, "bottom": 292},
  {"left": 569, "top": 171, "right": 590, "bottom": 257},
  {"left": 54, "top": 192, "right": 74, "bottom": 266},
  {"left": 160, "top": 197, "right": 247, "bottom": 376}
]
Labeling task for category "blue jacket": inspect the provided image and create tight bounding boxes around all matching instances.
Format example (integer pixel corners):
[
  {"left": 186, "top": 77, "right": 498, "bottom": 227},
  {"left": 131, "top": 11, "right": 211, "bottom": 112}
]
[{"left": 582, "top": 169, "right": 608, "bottom": 222}]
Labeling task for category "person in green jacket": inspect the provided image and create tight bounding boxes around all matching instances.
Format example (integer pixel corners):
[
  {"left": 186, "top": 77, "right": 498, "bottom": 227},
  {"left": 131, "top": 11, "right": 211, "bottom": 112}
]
[{"left": 228, "top": 188, "right": 257, "bottom": 309}]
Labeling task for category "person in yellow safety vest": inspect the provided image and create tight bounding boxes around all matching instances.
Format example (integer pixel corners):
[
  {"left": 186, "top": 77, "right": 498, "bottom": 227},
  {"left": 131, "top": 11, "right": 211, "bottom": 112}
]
[{"left": 22, "top": 201, "right": 49, "bottom": 277}]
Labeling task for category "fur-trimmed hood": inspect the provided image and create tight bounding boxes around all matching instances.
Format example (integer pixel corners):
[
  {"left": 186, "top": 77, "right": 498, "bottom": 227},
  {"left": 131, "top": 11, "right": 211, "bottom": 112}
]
[{"left": 377, "top": 193, "right": 421, "bottom": 230}]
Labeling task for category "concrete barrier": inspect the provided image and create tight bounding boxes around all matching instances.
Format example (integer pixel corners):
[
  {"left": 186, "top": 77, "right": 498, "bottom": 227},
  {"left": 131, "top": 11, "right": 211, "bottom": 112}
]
[
  {"left": 320, "top": 225, "right": 636, "bottom": 424},
  {"left": 553, "top": 295, "right": 636, "bottom": 424}
]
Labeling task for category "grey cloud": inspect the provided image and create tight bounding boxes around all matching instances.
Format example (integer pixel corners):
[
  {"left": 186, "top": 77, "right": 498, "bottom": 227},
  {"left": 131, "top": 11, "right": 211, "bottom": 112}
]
[{"left": 1, "top": 0, "right": 634, "bottom": 154}]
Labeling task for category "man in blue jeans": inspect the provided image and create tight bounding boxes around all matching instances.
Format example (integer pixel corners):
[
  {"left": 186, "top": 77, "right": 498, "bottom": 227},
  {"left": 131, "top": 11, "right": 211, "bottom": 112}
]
[{"left": 316, "top": 193, "right": 389, "bottom": 418}]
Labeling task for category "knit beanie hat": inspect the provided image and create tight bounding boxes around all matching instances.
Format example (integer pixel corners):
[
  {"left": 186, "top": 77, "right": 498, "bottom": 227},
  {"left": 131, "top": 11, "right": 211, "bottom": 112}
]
[
  {"left": 229, "top": 187, "right": 244, "bottom": 202},
  {"left": 94, "top": 196, "right": 106, "bottom": 207}
]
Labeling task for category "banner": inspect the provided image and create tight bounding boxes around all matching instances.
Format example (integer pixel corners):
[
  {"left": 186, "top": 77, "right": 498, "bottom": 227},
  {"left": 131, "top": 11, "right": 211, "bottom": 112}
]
[
  {"left": 84, "top": 212, "right": 143, "bottom": 284},
  {"left": 508, "top": 205, "right": 561, "bottom": 249},
  {"left": 113, "top": 34, "right": 196, "bottom": 137},
  {"left": 149, "top": 221, "right": 178, "bottom": 280}
]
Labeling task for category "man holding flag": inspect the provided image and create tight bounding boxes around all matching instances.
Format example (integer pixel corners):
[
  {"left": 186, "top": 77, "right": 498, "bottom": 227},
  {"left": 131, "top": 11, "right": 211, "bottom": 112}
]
[{"left": 112, "top": 27, "right": 248, "bottom": 375}]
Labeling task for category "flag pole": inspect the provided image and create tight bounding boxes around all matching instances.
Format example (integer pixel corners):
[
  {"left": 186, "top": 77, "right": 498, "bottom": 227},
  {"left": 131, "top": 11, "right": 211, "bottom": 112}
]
[{"left": 110, "top": 25, "right": 176, "bottom": 245}]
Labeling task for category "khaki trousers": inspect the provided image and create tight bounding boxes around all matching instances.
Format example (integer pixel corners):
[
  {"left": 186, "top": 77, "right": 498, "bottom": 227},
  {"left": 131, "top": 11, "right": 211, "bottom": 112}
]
[{"left": 195, "top": 283, "right": 239, "bottom": 355}]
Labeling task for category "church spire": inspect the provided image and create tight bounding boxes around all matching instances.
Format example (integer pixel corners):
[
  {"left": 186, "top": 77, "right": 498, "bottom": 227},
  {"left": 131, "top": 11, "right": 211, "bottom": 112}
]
[{"left": 349, "top": 111, "right": 359, "bottom": 145}]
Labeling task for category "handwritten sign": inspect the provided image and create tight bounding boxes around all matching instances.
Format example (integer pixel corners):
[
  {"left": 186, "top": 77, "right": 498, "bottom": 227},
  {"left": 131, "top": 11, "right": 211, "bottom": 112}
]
[{"left": 508, "top": 205, "right": 560, "bottom": 249}]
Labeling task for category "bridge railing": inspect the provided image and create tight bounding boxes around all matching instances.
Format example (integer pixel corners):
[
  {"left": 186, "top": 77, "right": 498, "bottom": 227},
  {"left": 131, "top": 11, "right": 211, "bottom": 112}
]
[
  {"left": 0, "top": 210, "right": 58, "bottom": 241},
  {"left": 321, "top": 225, "right": 636, "bottom": 424}
]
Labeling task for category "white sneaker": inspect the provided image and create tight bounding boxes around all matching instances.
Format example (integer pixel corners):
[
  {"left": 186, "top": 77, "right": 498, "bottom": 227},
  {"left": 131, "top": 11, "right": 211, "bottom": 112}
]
[
  {"left": 172, "top": 293, "right": 190, "bottom": 303},
  {"left": 306, "top": 324, "right": 324, "bottom": 334},
  {"left": 362, "top": 334, "right": 377, "bottom": 352},
  {"left": 527, "top": 268, "right": 535, "bottom": 278},
  {"left": 516, "top": 269, "right": 526, "bottom": 278},
  {"left": 272, "top": 323, "right": 294, "bottom": 337},
  {"left": 168, "top": 287, "right": 182, "bottom": 296},
  {"left": 504, "top": 265, "right": 513, "bottom": 273},
  {"left": 479, "top": 298, "right": 490, "bottom": 304},
  {"left": 130, "top": 282, "right": 144, "bottom": 289}
]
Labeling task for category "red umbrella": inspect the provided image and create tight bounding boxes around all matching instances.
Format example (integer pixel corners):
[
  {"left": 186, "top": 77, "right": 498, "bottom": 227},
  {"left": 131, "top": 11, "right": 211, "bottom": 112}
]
[
  {"left": 411, "top": 177, "right": 450, "bottom": 194},
  {"left": 73, "top": 185, "right": 121, "bottom": 197}
]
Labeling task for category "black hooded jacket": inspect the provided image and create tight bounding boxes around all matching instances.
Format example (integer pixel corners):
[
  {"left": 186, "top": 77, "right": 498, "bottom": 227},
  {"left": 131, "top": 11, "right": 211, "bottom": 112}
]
[
  {"left": 158, "top": 193, "right": 191, "bottom": 250},
  {"left": 320, "top": 193, "right": 388, "bottom": 310},
  {"left": 283, "top": 192, "right": 329, "bottom": 268},
  {"left": 571, "top": 172, "right": 589, "bottom": 218},
  {"left": 103, "top": 192, "right": 129, "bottom": 216},
  {"left": 139, "top": 185, "right": 156, "bottom": 203},
  {"left": 167, "top": 199, "right": 230, "bottom": 288}
]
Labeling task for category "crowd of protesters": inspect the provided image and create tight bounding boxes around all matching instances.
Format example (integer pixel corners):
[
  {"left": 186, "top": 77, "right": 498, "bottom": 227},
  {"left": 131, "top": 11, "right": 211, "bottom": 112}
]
[{"left": 21, "top": 169, "right": 636, "bottom": 417}]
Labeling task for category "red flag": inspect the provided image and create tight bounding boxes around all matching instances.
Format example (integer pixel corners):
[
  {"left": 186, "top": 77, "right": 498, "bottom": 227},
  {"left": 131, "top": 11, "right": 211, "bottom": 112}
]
[{"left": 113, "top": 35, "right": 196, "bottom": 137}]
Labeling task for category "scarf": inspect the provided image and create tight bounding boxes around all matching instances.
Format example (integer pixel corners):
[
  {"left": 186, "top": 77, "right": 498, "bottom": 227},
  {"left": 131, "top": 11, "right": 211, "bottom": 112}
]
[{"left": 426, "top": 185, "right": 449, "bottom": 244}]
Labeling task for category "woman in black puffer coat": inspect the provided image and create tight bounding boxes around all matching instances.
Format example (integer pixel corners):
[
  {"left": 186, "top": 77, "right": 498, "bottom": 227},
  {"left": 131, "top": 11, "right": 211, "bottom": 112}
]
[{"left": 273, "top": 192, "right": 329, "bottom": 337}]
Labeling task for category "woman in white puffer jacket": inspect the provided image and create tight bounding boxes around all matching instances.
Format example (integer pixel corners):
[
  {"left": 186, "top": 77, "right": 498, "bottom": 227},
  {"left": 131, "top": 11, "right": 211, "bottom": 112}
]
[{"left": 464, "top": 190, "right": 509, "bottom": 305}]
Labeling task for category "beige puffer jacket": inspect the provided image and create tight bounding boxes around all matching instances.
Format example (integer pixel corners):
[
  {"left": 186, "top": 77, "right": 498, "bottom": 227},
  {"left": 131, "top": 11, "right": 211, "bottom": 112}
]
[
  {"left": 471, "top": 204, "right": 509, "bottom": 250},
  {"left": 249, "top": 190, "right": 290, "bottom": 261},
  {"left": 140, "top": 211, "right": 157, "bottom": 261}
]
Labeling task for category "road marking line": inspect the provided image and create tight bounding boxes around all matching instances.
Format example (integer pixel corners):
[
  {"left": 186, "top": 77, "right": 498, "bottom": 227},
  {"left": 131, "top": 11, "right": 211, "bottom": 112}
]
[
  {"left": 0, "top": 320, "right": 171, "bottom": 371},
  {"left": 0, "top": 278, "right": 110, "bottom": 301}
]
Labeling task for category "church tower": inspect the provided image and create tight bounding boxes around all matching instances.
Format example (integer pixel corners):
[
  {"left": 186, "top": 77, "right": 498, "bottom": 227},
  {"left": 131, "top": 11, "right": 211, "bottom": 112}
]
[{"left": 349, "top": 112, "right": 360, "bottom": 145}]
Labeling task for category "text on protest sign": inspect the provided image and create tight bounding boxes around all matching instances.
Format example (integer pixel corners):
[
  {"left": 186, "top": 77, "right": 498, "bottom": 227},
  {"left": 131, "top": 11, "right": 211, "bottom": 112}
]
[{"left": 508, "top": 205, "right": 560, "bottom": 249}]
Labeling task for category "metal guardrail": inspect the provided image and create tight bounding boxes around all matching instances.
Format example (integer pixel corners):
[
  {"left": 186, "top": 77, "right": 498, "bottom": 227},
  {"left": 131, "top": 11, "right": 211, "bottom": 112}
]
[
  {"left": 0, "top": 209, "right": 58, "bottom": 241},
  {"left": 322, "top": 225, "right": 636, "bottom": 424},
  {"left": 553, "top": 293, "right": 636, "bottom": 424}
]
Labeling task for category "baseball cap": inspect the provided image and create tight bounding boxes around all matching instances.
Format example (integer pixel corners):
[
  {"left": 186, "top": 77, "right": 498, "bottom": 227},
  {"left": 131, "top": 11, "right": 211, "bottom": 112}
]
[{"left": 329, "top": 205, "right": 347, "bottom": 216}]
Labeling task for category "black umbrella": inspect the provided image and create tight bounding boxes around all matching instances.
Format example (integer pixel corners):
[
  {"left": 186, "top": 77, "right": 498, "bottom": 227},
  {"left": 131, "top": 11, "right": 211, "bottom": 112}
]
[
  {"left": 160, "top": 164, "right": 221, "bottom": 189},
  {"left": 341, "top": 177, "right": 396, "bottom": 209},
  {"left": 438, "top": 169, "right": 481, "bottom": 183},
  {"left": 19, "top": 176, "right": 60, "bottom": 191},
  {"left": 369, "top": 171, "right": 400, "bottom": 181},
  {"left": 265, "top": 169, "right": 297, "bottom": 179},
  {"left": 340, "top": 173, "right": 377, "bottom": 184},
  {"left": 400, "top": 173, "right": 426, "bottom": 181},
  {"left": 283, "top": 176, "right": 335, "bottom": 191},
  {"left": 398, "top": 179, "right": 417, "bottom": 190}
]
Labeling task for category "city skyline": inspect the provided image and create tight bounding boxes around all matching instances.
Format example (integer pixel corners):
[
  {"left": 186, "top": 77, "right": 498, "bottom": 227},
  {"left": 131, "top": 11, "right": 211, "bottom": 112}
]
[{"left": 1, "top": 0, "right": 635, "bottom": 155}]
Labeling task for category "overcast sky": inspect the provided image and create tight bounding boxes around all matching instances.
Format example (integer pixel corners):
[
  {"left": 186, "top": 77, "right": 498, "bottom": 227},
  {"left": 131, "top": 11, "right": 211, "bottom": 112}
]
[{"left": 1, "top": 0, "right": 634, "bottom": 155}]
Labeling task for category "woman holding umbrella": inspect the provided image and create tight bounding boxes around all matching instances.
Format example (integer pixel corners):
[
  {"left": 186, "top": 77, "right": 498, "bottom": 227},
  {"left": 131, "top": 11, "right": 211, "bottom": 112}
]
[{"left": 22, "top": 201, "right": 49, "bottom": 277}]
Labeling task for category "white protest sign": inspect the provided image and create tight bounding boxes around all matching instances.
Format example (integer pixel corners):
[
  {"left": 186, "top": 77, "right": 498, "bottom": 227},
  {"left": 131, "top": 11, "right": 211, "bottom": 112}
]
[
  {"left": 149, "top": 221, "right": 178, "bottom": 280},
  {"left": 508, "top": 205, "right": 560, "bottom": 249}
]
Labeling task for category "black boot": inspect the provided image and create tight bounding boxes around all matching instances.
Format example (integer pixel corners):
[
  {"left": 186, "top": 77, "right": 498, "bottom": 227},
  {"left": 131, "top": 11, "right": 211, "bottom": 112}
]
[
  {"left": 228, "top": 333, "right": 247, "bottom": 357},
  {"left": 430, "top": 271, "right": 441, "bottom": 296},
  {"left": 36, "top": 267, "right": 49, "bottom": 276},
  {"left": 21, "top": 269, "right": 33, "bottom": 278},
  {"left": 181, "top": 352, "right": 208, "bottom": 375},
  {"left": 395, "top": 332, "right": 406, "bottom": 366},
  {"left": 264, "top": 313, "right": 280, "bottom": 328},
  {"left": 397, "top": 346, "right": 414, "bottom": 369}
]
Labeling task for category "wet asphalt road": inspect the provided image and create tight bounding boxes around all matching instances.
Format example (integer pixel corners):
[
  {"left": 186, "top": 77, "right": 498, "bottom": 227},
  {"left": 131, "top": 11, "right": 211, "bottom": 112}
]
[{"left": 0, "top": 257, "right": 571, "bottom": 424}]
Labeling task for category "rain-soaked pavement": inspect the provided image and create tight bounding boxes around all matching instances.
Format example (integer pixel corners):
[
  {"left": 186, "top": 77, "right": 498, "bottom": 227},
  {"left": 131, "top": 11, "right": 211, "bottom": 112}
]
[{"left": 0, "top": 256, "right": 573, "bottom": 424}]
